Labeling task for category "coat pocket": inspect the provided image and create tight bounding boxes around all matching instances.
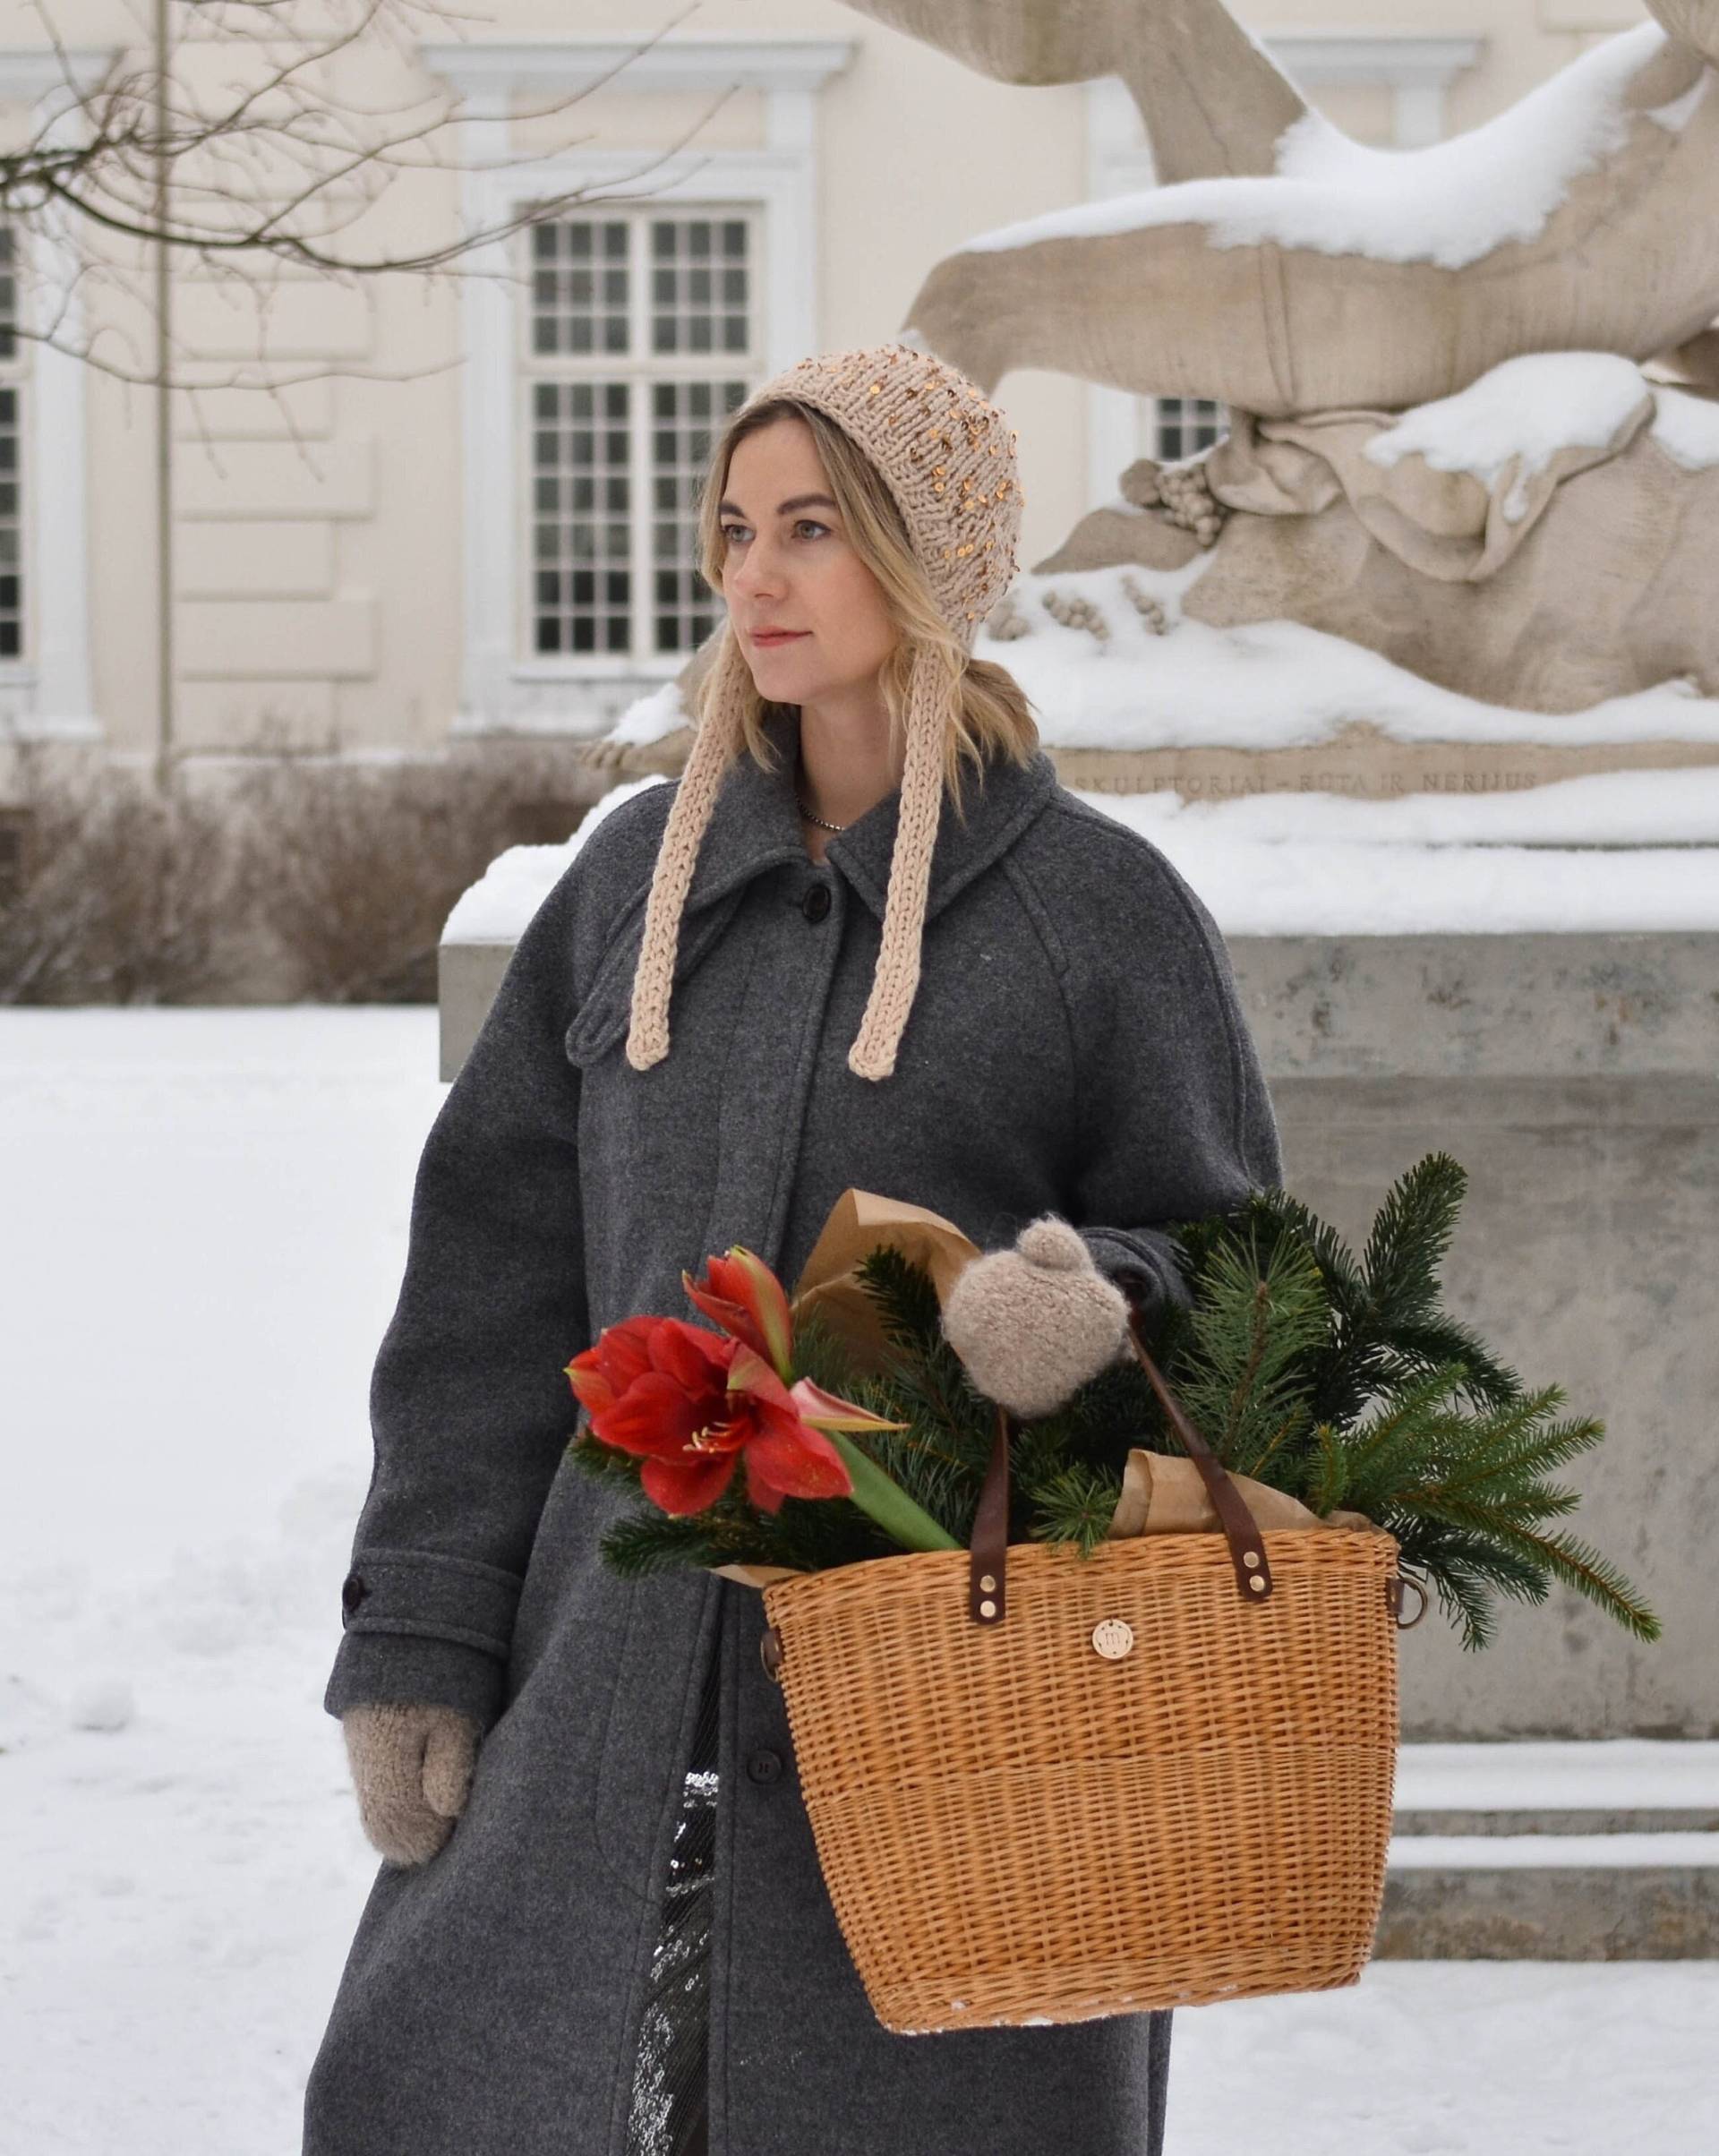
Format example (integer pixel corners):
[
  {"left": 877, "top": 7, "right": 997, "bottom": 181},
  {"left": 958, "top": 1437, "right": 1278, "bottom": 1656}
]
[
  {"left": 591, "top": 1567, "right": 722, "bottom": 1888},
  {"left": 564, "top": 882, "right": 748, "bottom": 1066}
]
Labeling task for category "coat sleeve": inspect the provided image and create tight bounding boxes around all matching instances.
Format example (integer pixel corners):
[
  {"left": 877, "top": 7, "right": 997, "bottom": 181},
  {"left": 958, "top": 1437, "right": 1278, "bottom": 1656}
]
[
  {"left": 1056, "top": 831, "right": 1283, "bottom": 1333},
  {"left": 321, "top": 855, "right": 594, "bottom": 1732}
]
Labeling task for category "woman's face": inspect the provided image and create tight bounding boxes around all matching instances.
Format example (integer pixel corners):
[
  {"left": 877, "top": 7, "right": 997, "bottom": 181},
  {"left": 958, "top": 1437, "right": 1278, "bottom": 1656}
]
[{"left": 718, "top": 416, "right": 898, "bottom": 706}]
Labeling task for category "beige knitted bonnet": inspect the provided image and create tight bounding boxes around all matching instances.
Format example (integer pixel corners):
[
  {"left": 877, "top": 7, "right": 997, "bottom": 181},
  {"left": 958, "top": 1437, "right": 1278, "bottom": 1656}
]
[{"left": 623, "top": 340, "right": 1026, "bottom": 1082}]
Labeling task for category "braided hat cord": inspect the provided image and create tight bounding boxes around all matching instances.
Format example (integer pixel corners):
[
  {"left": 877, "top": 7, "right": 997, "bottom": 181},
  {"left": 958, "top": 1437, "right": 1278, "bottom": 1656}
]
[
  {"left": 843, "top": 645, "right": 945, "bottom": 1080},
  {"left": 624, "top": 636, "right": 748, "bottom": 1072},
  {"left": 623, "top": 340, "right": 1024, "bottom": 1082}
]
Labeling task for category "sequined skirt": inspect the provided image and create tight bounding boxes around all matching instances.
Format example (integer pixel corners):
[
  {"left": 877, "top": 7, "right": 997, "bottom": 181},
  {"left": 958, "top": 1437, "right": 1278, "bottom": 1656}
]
[{"left": 622, "top": 1619, "right": 720, "bottom": 2156}]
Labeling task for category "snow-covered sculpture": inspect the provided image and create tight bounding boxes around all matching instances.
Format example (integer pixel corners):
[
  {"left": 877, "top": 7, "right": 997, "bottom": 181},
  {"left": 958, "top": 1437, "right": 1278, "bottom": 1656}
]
[
  {"left": 1040, "top": 352, "right": 1719, "bottom": 713},
  {"left": 586, "top": 2, "right": 1719, "bottom": 785},
  {"left": 879, "top": 2, "right": 1719, "bottom": 417},
  {"left": 886, "top": 0, "right": 1719, "bottom": 719}
]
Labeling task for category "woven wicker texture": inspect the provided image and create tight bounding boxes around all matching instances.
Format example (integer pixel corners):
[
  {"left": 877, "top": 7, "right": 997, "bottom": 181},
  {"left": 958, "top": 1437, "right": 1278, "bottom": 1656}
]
[{"left": 762, "top": 1529, "right": 1399, "bottom": 2033}]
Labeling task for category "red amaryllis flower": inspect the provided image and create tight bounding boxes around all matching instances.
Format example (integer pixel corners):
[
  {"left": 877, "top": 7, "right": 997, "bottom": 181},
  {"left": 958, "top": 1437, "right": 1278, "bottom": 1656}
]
[
  {"left": 567, "top": 1313, "right": 855, "bottom": 1519},
  {"left": 680, "top": 1247, "right": 795, "bottom": 1381},
  {"left": 566, "top": 1244, "right": 955, "bottom": 1553}
]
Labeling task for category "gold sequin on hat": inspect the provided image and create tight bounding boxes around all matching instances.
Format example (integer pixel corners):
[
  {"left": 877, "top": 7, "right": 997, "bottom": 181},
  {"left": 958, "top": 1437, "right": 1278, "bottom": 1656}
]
[{"left": 625, "top": 341, "right": 1025, "bottom": 1082}]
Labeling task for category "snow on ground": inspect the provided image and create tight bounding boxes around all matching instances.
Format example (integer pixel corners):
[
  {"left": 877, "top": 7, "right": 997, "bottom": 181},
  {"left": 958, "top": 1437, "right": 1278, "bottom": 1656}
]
[
  {"left": 3, "top": 1007, "right": 1718, "bottom": 2151},
  {"left": 0, "top": 1009, "right": 446, "bottom": 2151},
  {"left": 1166, "top": 1964, "right": 1719, "bottom": 2153},
  {"left": 958, "top": 24, "right": 1700, "bottom": 270}
]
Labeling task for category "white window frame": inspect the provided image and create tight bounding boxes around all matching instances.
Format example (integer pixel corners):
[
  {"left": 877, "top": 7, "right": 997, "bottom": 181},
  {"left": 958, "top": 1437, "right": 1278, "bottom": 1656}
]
[
  {"left": 517, "top": 207, "right": 766, "bottom": 669},
  {"left": 0, "top": 47, "right": 104, "bottom": 742},
  {"left": 423, "top": 38, "right": 854, "bottom": 738},
  {"left": 1082, "top": 33, "right": 1484, "bottom": 509}
]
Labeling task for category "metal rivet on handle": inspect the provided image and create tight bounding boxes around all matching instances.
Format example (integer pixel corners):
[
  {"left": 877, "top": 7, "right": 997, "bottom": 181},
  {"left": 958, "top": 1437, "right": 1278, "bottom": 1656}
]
[
  {"left": 979, "top": 1598, "right": 997, "bottom": 1619},
  {"left": 1243, "top": 1551, "right": 1261, "bottom": 1569},
  {"left": 979, "top": 1574, "right": 996, "bottom": 1593},
  {"left": 1249, "top": 1576, "right": 1268, "bottom": 1593}
]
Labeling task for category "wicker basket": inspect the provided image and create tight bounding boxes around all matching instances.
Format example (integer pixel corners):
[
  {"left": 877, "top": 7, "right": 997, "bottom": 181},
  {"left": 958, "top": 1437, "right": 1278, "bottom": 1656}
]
[{"left": 759, "top": 1313, "right": 1415, "bottom": 2034}]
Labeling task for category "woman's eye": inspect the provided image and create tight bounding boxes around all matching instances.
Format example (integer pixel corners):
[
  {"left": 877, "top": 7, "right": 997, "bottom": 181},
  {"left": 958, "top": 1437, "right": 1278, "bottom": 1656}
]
[{"left": 720, "top": 520, "right": 828, "bottom": 543}]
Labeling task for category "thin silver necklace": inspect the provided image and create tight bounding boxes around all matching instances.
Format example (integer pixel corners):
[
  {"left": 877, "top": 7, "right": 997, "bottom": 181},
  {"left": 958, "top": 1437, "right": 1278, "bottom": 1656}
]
[{"left": 794, "top": 750, "right": 850, "bottom": 833}]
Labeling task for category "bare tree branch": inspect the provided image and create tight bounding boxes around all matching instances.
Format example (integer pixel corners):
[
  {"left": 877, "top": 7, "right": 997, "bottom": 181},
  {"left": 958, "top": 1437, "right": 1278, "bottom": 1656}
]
[{"left": 1, "top": 0, "right": 741, "bottom": 389}]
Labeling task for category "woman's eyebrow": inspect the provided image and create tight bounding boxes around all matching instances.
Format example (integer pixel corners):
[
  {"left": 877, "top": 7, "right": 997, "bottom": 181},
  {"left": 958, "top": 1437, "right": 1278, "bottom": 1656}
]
[{"left": 716, "top": 492, "right": 840, "bottom": 518}]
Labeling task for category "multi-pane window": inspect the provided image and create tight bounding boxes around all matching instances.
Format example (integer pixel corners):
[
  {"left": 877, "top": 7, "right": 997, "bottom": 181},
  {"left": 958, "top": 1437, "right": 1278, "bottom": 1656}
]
[
  {"left": 0, "top": 227, "right": 22, "bottom": 659},
  {"left": 525, "top": 210, "right": 758, "bottom": 661},
  {"left": 1150, "top": 396, "right": 1227, "bottom": 463},
  {"left": 530, "top": 377, "right": 631, "bottom": 657}
]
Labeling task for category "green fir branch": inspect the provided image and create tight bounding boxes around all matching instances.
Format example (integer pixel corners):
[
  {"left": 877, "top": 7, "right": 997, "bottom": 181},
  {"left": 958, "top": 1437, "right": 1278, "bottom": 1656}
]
[
  {"left": 1425, "top": 1553, "right": 1508, "bottom": 1653},
  {"left": 1372, "top": 1315, "right": 1525, "bottom": 1413},
  {"left": 1302, "top": 1421, "right": 1349, "bottom": 1516},
  {"left": 1362, "top": 1151, "right": 1467, "bottom": 1329},
  {"left": 852, "top": 1242, "right": 945, "bottom": 1354},
  {"left": 1452, "top": 1519, "right": 1663, "bottom": 1644},
  {"left": 1023, "top": 1462, "right": 1125, "bottom": 1560},
  {"left": 564, "top": 1424, "right": 646, "bottom": 1487},
  {"left": 1168, "top": 1232, "right": 1327, "bottom": 1476},
  {"left": 1333, "top": 1361, "right": 1472, "bottom": 1519},
  {"left": 1429, "top": 1400, "right": 1605, "bottom": 1500},
  {"left": 598, "top": 1512, "right": 737, "bottom": 1579}
]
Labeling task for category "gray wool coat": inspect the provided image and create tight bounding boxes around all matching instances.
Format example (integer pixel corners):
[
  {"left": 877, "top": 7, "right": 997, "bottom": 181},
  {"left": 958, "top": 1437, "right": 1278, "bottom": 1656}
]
[{"left": 304, "top": 704, "right": 1283, "bottom": 2156}]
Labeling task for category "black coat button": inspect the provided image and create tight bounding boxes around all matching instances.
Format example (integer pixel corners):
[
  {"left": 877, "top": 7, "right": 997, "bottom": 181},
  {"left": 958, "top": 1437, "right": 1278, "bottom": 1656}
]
[
  {"left": 340, "top": 1573, "right": 370, "bottom": 1619},
  {"left": 801, "top": 883, "right": 832, "bottom": 923},
  {"left": 747, "top": 1748, "right": 785, "bottom": 1784}
]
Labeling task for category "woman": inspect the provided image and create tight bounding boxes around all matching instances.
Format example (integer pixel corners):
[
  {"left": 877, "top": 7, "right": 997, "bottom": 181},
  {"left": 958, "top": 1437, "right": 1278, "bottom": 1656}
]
[{"left": 306, "top": 342, "right": 1283, "bottom": 2156}]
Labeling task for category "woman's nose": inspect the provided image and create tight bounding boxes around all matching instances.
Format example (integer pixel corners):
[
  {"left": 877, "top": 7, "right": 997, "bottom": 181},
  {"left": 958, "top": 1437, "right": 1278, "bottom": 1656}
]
[{"left": 729, "top": 541, "right": 787, "bottom": 595}]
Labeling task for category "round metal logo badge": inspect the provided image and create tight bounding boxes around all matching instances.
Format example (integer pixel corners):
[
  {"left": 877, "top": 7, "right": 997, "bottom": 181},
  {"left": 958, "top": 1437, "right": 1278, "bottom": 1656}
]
[{"left": 1090, "top": 1618, "right": 1134, "bottom": 1660}]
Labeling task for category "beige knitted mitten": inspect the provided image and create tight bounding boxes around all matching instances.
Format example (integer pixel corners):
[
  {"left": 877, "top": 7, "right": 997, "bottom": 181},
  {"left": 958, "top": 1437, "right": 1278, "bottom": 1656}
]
[
  {"left": 342, "top": 1702, "right": 483, "bottom": 1867},
  {"left": 940, "top": 1215, "right": 1132, "bottom": 1421}
]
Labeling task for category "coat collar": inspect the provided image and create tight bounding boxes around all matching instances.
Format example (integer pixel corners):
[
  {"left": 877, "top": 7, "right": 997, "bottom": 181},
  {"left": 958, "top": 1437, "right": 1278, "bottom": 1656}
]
[{"left": 684, "top": 706, "right": 1059, "bottom": 927}]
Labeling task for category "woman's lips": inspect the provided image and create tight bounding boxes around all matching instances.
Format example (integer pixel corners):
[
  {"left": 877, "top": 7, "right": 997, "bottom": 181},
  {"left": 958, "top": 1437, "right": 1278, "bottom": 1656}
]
[{"left": 750, "top": 629, "right": 808, "bottom": 645}]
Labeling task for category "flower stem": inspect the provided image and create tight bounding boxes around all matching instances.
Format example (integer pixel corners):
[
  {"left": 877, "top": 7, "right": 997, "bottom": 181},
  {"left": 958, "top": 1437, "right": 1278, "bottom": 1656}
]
[{"left": 828, "top": 1433, "right": 962, "bottom": 1553}]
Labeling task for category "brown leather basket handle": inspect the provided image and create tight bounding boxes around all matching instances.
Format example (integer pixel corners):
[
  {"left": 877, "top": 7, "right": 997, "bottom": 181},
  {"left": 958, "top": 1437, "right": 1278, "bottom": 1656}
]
[
  {"left": 1122, "top": 1312, "right": 1273, "bottom": 1606},
  {"left": 969, "top": 1403, "right": 1013, "bottom": 1626},
  {"left": 969, "top": 1306, "right": 1274, "bottom": 1625}
]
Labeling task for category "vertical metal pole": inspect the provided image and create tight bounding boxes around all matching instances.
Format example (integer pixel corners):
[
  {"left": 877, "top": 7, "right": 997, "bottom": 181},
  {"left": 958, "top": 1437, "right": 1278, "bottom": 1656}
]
[{"left": 152, "top": 0, "right": 173, "bottom": 795}]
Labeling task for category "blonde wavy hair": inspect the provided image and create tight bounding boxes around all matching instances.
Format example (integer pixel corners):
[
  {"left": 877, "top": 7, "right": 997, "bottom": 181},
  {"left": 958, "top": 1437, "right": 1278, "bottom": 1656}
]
[{"left": 692, "top": 396, "right": 1040, "bottom": 826}]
